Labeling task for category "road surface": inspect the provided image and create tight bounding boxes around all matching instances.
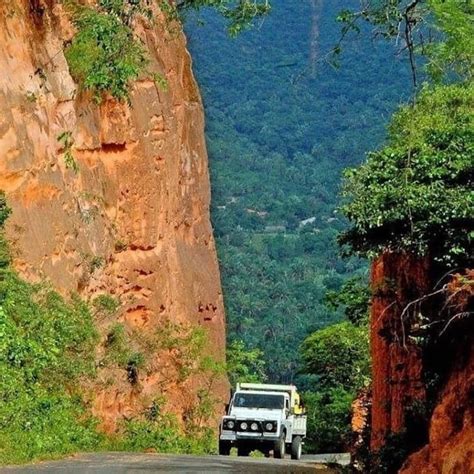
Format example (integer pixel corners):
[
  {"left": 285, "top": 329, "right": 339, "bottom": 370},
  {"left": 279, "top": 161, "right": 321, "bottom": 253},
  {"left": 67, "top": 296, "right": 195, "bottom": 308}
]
[{"left": 1, "top": 453, "right": 344, "bottom": 473}]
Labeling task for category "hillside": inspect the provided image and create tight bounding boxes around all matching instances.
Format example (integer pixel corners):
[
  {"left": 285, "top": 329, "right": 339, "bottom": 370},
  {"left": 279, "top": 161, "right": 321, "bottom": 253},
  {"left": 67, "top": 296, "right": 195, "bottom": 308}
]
[{"left": 185, "top": 0, "right": 411, "bottom": 381}]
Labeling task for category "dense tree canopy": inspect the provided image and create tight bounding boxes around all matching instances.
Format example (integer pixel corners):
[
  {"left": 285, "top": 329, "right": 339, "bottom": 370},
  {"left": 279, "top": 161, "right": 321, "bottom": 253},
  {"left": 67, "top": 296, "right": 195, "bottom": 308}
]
[
  {"left": 186, "top": 0, "right": 410, "bottom": 382},
  {"left": 177, "top": 0, "right": 271, "bottom": 35},
  {"left": 325, "top": 276, "right": 371, "bottom": 325},
  {"left": 301, "top": 321, "right": 370, "bottom": 392},
  {"left": 337, "top": 0, "right": 474, "bottom": 86},
  {"left": 340, "top": 83, "right": 473, "bottom": 267}
]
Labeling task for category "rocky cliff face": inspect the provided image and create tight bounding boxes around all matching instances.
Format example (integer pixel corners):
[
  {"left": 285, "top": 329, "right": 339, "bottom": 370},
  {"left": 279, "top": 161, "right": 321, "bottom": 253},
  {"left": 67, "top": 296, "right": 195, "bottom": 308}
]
[
  {"left": 0, "top": 0, "right": 227, "bottom": 430},
  {"left": 369, "top": 253, "right": 428, "bottom": 451},
  {"left": 400, "top": 273, "right": 474, "bottom": 474},
  {"left": 369, "top": 253, "right": 473, "bottom": 473},
  {"left": 400, "top": 340, "right": 474, "bottom": 474}
]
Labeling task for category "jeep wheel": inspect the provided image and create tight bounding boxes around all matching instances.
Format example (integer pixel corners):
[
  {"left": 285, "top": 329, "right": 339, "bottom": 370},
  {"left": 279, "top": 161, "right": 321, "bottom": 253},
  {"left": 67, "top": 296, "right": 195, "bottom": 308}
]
[
  {"left": 291, "top": 436, "right": 302, "bottom": 460},
  {"left": 219, "top": 440, "right": 231, "bottom": 456},
  {"left": 237, "top": 446, "right": 250, "bottom": 457},
  {"left": 273, "top": 434, "right": 286, "bottom": 459}
]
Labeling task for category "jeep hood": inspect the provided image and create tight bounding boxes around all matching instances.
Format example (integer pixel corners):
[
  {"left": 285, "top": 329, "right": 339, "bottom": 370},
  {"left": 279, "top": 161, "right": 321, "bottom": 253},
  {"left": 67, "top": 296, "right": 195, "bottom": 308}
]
[{"left": 228, "top": 407, "right": 283, "bottom": 420}]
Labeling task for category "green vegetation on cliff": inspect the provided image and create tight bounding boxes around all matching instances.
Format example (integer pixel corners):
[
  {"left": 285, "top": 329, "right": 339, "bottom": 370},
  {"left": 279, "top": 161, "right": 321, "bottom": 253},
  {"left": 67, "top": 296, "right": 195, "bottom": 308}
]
[
  {"left": 319, "top": 0, "right": 473, "bottom": 466},
  {"left": 64, "top": 0, "right": 269, "bottom": 101},
  {"left": 339, "top": 0, "right": 473, "bottom": 268},
  {"left": 65, "top": 1, "right": 150, "bottom": 101},
  {"left": 339, "top": 88, "right": 473, "bottom": 474},
  {"left": 0, "top": 195, "right": 100, "bottom": 464},
  {"left": 340, "top": 83, "right": 473, "bottom": 266},
  {"left": 0, "top": 195, "right": 224, "bottom": 464}
]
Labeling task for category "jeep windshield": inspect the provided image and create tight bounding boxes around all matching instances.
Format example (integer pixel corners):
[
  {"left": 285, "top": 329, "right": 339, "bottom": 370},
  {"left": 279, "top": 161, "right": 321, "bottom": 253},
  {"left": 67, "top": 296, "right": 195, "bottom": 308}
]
[{"left": 233, "top": 393, "right": 285, "bottom": 409}]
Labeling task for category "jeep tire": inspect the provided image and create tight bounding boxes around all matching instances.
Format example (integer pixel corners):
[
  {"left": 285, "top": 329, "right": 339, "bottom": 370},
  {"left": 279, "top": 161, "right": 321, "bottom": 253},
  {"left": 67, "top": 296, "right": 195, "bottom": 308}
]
[
  {"left": 237, "top": 446, "right": 251, "bottom": 457},
  {"left": 219, "top": 440, "right": 231, "bottom": 456},
  {"left": 273, "top": 433, "right": 286, "bottom": 459},
  {"left": 291, "top": 436, "right": 302, "bottom": 460}
]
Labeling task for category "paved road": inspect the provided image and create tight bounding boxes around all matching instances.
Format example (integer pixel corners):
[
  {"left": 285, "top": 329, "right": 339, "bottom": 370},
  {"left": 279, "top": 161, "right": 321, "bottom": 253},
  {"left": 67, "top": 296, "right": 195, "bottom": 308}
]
[{"left": 2, "top": 453, "right": 341, "bottom": 473}]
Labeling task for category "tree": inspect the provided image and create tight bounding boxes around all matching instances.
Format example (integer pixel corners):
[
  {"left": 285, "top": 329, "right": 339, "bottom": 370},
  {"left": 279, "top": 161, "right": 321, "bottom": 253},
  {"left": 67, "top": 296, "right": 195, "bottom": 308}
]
[
  {"left": 300, "top": 321, "right": 370, "bottom": 453},
  {"left": 167, "top": 0, "right": 271, "bottom": 36},
  {"left": 226, "top": 340, "right": 266, "bottom": 387},
  {"left": 301, "top": 321, "right": 370, "bottom": 392},
  {"left": 303, "top": 387, "right": 355, "bottom": 453},
  {"left": 325, "top": 276, "right": 371, "bottom": 325},
  {"left": 339, "top": 83, "right": 474, "bottom": 268},
  {"left": 336, "top": 1, "right": 474, "bottom": 86}
]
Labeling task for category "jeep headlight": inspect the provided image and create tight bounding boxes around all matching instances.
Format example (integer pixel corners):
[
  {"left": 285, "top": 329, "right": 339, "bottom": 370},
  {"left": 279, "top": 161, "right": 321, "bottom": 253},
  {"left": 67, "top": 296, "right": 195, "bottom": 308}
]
[
  {"left": 264, "top": 421, "right": 276, "bottom": 432},
  {"left": 223, "top": 419, "right": 235, "bottom": 430},
  {"left": 250, "top": 422, "right": 259, "bottom": 431}
]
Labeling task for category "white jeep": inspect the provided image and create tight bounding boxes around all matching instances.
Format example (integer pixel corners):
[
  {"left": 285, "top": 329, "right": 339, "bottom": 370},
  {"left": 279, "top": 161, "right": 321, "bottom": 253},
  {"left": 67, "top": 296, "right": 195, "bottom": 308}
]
[{"left": 218, "top": 383, "right": 307, "bottom": 460}]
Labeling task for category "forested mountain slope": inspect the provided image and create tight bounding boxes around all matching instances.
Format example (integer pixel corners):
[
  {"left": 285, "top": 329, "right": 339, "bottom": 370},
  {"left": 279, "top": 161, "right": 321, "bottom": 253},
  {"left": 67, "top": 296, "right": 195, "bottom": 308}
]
[{"left": 186, "top": 0, "right": 410, "bottom": 381}]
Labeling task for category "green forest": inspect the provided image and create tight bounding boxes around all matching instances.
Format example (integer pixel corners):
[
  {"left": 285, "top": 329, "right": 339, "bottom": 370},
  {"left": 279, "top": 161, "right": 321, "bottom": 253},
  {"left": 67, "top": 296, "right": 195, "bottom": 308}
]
[
  {"left": 185, "top": 0, "right": 410, "bottom": 383},
  {"left": 186, "top": 0, "right": 473, "bottom": 455}
]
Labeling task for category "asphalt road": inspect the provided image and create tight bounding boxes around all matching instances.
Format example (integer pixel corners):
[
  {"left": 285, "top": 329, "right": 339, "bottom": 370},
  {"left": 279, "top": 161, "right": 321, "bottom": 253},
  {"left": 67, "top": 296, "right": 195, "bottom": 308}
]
[{"left": 1, "top": 453, "right": 342, "bottom": 473}]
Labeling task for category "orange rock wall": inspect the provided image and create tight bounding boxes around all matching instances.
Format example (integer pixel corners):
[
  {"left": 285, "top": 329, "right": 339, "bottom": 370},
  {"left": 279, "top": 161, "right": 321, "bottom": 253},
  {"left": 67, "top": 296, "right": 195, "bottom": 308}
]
[
  {"left": 400, "top": 335, "right": 473, "bottom": 473},
  {"left": 370, "top": 252, "right": 429, "bottom": 450},
  {"left": 370, "top": 253, "right": 473, "bottom": 473},
  {"left": 0, "top": 0, "right": 227, "bottom": 428}
]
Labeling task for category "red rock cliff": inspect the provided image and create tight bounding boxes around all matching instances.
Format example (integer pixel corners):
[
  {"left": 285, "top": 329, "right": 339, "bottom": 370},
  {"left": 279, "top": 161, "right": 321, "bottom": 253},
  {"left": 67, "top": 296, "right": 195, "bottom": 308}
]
[
  {"left": 401, "top": 273, "right": 474, "bottom": 473},
  {"left": 370, "top": 252, "right": 428, "bottom": 450},
  {"left": 370, "top": 253, "right": 473, "bottom": 472},
  {"left": 0, "top": 0, "right": 227, "bottom": 429},
  {"left": 400, "top": 341, "right": 474, "bottom": 473}
]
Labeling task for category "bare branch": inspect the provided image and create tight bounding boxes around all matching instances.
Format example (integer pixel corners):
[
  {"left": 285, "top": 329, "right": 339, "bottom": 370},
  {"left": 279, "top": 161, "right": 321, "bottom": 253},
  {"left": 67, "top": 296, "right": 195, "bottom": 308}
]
[
  {"left": 440, "top": 312, "right": 473, "bottom": 336},
  {"left": 400, "top": 285, "right": 447, "bottom": 322}
]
